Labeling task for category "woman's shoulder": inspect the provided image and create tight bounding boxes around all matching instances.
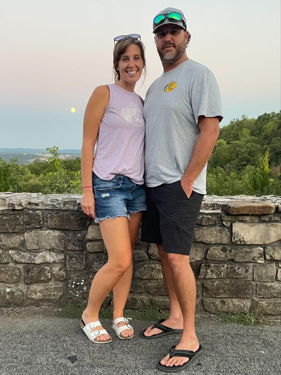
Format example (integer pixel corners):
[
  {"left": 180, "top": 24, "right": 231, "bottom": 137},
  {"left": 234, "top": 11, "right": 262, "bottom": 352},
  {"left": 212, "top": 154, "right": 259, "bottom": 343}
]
[{"left": 93, "top": 85, "right": 110, "bottom": 96}]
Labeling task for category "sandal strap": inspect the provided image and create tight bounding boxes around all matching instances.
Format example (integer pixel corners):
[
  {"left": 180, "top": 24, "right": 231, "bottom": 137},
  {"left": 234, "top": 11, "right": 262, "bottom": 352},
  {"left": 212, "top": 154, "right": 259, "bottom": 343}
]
[
  {"left": 89, "top": 329, "right": 109, "bottom": 340},
  {"left": 153, "top": 319, "right": 175, "bottom": 333},
  {"left": 113, "top": 317, "right": 131, "bottom": 326},
  {"left": 83, "top": 320, "right": 102, "bottom": 331},
  {"left": 169, "top": 345, "right": 202, "bottom": 359}
]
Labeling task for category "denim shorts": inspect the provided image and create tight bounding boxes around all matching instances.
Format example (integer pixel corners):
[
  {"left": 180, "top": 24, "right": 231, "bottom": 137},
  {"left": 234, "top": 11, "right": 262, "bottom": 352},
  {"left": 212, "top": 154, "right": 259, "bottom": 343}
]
[{"left": 93, "top": 173, "right": 147, "bottom": 223}]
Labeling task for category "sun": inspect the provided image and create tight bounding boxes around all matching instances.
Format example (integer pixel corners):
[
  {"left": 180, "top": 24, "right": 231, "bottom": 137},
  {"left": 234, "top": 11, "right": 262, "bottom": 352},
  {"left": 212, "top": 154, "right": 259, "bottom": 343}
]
[{"left": 71, "top": 107, "right": 76, "bottom": 113}]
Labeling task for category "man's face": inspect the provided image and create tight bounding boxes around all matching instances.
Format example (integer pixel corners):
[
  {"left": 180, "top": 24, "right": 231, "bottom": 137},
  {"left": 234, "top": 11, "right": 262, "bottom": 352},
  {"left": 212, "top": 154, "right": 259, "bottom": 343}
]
[{"left": 154, "top": 24, "right": 188, "bottom": 65}]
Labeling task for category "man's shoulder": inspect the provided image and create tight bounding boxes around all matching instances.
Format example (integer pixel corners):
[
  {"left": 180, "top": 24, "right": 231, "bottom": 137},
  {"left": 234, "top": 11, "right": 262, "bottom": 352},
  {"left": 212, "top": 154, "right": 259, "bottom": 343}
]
[{"left": 183, "top": 59, "right": 212, "bottom": 75}]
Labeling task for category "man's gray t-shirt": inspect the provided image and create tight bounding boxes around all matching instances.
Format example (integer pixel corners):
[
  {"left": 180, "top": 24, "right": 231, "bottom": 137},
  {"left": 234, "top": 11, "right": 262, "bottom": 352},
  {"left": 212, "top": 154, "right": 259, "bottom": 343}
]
[{"left": 143, "top": 59, "right": 223, "bottom": 194}]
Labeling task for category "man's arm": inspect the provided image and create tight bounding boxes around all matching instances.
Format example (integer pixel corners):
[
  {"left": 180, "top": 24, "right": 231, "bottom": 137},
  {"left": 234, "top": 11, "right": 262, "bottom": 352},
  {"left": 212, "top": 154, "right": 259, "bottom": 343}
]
[{"left": 181, "top": 116, "right": 220, "bottom": 197}]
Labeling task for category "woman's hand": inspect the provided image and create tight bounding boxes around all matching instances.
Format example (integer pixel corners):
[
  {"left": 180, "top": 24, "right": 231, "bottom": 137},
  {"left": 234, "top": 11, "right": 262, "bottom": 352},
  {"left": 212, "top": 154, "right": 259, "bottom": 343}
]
[{"left": 81, "top": 190, "right": 95, "bottom": 219}]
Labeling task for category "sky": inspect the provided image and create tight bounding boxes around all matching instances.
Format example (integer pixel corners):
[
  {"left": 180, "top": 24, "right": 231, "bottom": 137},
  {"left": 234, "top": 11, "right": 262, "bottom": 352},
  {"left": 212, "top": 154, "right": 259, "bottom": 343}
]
[{"left": 0, "top": 0, "right": 280, "bottom": 149}]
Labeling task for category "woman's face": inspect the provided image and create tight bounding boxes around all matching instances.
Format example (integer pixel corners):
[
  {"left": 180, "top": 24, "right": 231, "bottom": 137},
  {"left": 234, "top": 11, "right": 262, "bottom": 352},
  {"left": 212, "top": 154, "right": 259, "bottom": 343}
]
[{"left": 117, "top": 44, "right": 144, "bottom": 86}]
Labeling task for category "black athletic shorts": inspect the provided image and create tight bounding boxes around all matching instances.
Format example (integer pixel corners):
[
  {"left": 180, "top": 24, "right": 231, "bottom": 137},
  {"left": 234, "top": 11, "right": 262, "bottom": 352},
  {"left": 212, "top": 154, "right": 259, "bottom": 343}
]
[{"left": 141, "top": 180, "right": 204, "bottom": 256}]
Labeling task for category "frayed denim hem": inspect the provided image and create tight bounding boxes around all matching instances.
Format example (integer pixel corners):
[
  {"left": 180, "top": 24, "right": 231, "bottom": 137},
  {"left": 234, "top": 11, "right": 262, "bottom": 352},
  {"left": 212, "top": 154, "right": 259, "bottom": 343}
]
[
  {"left": 128, "top": 208, "right": 147, "bottom": 215},
  {"left": 94, "top": 214, "right": 130, "bottom": 224}
]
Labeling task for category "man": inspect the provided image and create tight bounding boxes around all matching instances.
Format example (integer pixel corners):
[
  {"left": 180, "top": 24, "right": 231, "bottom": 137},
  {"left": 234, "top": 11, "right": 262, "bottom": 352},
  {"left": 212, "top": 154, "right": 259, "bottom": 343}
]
[{"left": 141, "top": 7, "right": 223, "bottom": 373}]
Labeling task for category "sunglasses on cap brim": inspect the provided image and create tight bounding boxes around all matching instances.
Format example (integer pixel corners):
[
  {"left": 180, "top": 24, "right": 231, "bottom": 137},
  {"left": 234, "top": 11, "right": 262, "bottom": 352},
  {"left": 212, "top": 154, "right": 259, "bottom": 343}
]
[
  {"left": 153, "top": 12, "right": 186, "bottom": 29},
  {"left": 114, "top": 34, "right": 141, "bottom": 45}
]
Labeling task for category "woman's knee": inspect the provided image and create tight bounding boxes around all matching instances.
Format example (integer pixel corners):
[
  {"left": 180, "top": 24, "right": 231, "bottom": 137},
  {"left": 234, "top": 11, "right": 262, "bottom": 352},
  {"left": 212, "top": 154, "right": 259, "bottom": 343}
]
[{"left": 108, "top": 258, "right": 132, "bottom": 275}]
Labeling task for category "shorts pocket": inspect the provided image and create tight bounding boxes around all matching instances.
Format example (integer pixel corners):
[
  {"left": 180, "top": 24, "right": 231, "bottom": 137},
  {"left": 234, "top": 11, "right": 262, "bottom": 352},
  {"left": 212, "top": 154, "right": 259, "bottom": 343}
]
[{"left": 93, "top": 175, "right": 121, "bottom": 191}]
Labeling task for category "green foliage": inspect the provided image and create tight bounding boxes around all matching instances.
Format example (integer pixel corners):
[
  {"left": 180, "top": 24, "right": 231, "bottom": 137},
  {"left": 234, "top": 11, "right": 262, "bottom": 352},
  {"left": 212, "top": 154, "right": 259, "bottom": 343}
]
[
  {"left": 0, "top": 146, "right": 82, "bottom": 194},
  {"left": 0, "top": 110, "right": 280, "bottom": 196},
  {"left": 220, "top": 312, "right": 268, "bottom": 326},
  {"left": 207, "top": 111, "right": 281, "bottom": 196}
]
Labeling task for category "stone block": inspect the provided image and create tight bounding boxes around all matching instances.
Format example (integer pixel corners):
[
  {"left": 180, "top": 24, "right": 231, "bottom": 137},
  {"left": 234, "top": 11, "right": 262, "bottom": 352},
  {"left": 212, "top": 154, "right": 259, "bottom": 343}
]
[
  {"left": 86, "top": 225, "right": 103, "bottom": 240},
  {"left": 222, "top": 214, "right": 259, "bottom": 223},
  {"left": 0, "top": 286, "right": 25, "bottom": 307},
  {"left": 149, "top": 296, "right": 169, "bottom": 310},
  {"left": 25, "top": 230, "right": 65, "bottom": 250},
  {"left": 9, "top": 250, "right": 64, "bottom": 264},
  {"left": 203, "top": 279, "right": 255, "bottom": 298},
  {"left": 0, "top": 267, "right": 20, "bottom": 283},
  {"left": 148, "top": 244, "right": 160, "bottom": 260},
  {"left": 203, "top": 298, "right": 251, "bottom": 314},
  {"left": 134, "top": 264, "right": 163, "bottom": 280},
  {"left": 251, "top": 299, "right": 281, "bottom": 315},
  {"left": 66, "top": 254, "right": 85, "bottom": 271},
  {"left": 0, "top": 212, "right": 24, "bottom": 232},
  {"left": 53, "top": 266, "right": 67, "bottom": 281},
  {"left": 133, "top": 250, "right": 148, "bottom": 262},
  {"left": 199, "top": 263, "right": 252, "bottom": 279},
  {"left": 23, "top": 265, "right": 51, "bottom": 284},
  {"left": 232, "top": 223, "right": 281, "bottom": 244},
  {"left": 207, "top": 246, "right": 264, "bottom": 263},
  {"left": 130, "top": 279, "right": 147, "bottom": 294},
  {"left": 277, "top": 269, "right": 281, "bottom": 281},
  {"left": 126, "top": 294, "right": 150, "bottom": 309},
  {"left": 27, "top": 284, "right": 63, "bottom": 303},
  {"left": 197, "top": 213, "right": 220, "bottom": 226},
  {"left": 145, "top": 280, "right": 167, "bottom": 296},
  {"left": 222, "top": 201, "right": 275, "bottom": 215},
  {"left": 47, "top": 211, "right": 89, "bottom": 230},
  {"left": 86, "top": 241, "right": 105, "bottom": 253},
  {"left": 256, "top": 283, "right": 281, "bottom": 298},
  {"left": 24, "top": 211, "right": 43, "bottom": 229},
  {"left": 194, "top": 227, "right": 230, "bottom": 244},
  {"left": 67, "top": 273, "right": 93, "bottom": 302},
  {"left": 265, "top": 246, "right": 281, "bottom": 260},
  {"left": 253, "top": 264, "right": 276, "bottom": 282},
  {"left": 0, "top": 234, "right": 24, "bottom": 250},
  {"left": 89, "top": 253, "right": 107, "bottom": 272},
  {"left": 0, "top": 250, "right": 10, "bottom": 263},
  {"left": 64, "top": 232, "right": 86, "bottom": 251},
  {"left": 190, "top": 243, "right": 208, "bottom": 262},
  {"left": 261, "top": 215, "right": 281, "bottom": 222}
]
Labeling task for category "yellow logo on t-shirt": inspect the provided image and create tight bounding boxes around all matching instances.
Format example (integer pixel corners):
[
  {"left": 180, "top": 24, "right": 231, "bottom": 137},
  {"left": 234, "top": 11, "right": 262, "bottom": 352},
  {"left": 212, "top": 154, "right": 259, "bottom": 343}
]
[{"left": 164, "top": 81, "right": 177, "bottom": 93}]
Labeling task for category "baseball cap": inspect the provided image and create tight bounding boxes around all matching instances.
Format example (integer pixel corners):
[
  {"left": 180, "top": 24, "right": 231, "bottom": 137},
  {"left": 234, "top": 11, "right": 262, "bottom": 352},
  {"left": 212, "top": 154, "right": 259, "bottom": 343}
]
[{"left": 153, "top": 7, "right": 188, "bottom": 33}]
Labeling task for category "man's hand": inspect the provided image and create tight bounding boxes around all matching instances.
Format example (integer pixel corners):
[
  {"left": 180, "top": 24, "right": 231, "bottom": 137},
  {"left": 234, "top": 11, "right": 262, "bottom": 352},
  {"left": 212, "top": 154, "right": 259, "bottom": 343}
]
[{"left": 181, "top": 176, "right": 193, "bottom": 198}]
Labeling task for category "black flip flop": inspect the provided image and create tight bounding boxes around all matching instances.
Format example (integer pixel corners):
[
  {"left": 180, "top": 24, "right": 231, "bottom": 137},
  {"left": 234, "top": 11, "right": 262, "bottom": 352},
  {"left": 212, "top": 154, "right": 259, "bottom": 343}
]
[
  {"left": 140, "top": 319, "right": 183, "bottom": 339},
  {"left": 157, "top": 345, "right": 203, "bottom": 372}
]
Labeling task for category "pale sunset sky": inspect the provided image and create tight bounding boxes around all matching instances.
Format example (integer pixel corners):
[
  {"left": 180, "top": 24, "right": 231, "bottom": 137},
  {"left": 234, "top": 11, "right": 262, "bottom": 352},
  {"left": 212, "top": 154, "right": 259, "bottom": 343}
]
[{"left": 1, "top": 0, "right": 280, "bottom": 149}]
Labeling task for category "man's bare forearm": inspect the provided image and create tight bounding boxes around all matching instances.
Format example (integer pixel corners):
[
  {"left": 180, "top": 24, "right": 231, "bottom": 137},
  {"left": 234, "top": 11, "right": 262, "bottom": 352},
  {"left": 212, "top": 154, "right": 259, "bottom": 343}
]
[{"left": 181, "top": 117, "right": 220, "bottom": 196}]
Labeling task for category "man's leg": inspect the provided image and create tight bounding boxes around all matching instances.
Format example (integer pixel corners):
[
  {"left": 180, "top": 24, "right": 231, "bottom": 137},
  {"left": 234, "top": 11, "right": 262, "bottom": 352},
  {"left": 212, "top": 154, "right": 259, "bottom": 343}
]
[
  {"left": 143, "top": 244, "right": 183, "bottom": 337},
  {"left": 160, "top": 253, "right": 199, "bottom": 367}
]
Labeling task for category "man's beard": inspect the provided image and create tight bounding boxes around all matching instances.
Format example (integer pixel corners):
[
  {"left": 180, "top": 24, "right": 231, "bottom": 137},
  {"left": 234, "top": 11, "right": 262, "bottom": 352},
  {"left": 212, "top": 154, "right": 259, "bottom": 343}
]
[{"left": 158, "top": 39, "right": 186, "bottom": 65}]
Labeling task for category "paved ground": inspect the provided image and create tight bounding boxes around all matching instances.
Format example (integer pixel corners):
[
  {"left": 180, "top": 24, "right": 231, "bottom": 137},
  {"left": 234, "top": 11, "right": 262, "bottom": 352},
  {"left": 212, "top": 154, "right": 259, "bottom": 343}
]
[{"left": 0, "top": 309, "right": 280, "bottom": 375}]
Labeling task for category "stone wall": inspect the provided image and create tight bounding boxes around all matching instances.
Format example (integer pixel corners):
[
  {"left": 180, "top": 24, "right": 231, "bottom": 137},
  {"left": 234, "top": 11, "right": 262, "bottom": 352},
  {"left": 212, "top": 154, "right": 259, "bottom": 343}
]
[{"left": 0, "top": 193, "right": 281, "bottom": 315}]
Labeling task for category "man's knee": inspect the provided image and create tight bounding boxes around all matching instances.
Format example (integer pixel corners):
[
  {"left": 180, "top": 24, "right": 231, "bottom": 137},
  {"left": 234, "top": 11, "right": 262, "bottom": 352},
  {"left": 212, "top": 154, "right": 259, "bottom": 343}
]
[{"left": 167, "top": 252, "right": 190, "bottom": 270}]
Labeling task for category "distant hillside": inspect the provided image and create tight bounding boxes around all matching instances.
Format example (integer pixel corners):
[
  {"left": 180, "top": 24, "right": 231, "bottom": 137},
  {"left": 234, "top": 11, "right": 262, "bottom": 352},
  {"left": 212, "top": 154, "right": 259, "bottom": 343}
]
[{"left": 0, "top": 148, "right": 81, "bottom": 164}]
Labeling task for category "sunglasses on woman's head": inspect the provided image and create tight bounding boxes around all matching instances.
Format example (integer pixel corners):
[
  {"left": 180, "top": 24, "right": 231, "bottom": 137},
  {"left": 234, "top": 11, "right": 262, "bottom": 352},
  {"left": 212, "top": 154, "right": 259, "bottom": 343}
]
[{"left": 114, "top": 34, "right": 141, "bottom": 45}]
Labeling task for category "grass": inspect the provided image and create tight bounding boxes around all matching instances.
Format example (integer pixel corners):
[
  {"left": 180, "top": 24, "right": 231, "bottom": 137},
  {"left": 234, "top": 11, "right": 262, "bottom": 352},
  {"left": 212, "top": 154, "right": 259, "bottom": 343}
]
[
  {"left": 56, "top": 304, "right": 169, "bottom": 321},
  {"left": 219, "top": 311, "right": 268, "bottom": 326}
]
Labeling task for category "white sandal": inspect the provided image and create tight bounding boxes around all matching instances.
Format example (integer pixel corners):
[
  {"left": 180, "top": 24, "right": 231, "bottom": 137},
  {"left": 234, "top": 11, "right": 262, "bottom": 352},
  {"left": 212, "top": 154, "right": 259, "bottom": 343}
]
[
  {"left": 111, "top": 317, "right": 134, "bottom": 340},
  {"left": 80, "top": 319, "right": 112, "bottom": 344}
]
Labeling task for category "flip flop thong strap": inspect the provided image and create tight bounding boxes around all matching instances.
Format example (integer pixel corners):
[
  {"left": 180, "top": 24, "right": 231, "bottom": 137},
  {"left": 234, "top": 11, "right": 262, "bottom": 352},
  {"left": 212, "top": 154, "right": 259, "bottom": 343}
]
[
  {"left": 153, "top": 319, "right": 175, "bottom": 333},
  {"left": 169, "top": 346, "right": 200, "bottom": 359}
]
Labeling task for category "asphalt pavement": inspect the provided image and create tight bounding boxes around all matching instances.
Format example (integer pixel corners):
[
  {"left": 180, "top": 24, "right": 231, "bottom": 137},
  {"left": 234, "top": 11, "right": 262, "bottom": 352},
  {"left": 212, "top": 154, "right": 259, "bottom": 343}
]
[{"left": 0, "top": 308, "right": 280, "bottom": 375}]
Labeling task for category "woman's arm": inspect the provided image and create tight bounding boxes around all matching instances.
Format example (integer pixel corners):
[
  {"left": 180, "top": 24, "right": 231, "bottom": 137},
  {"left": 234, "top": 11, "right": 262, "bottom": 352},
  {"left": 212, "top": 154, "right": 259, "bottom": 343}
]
[{"left": 81, "top": 85, "right": 109, "bottom": 218}]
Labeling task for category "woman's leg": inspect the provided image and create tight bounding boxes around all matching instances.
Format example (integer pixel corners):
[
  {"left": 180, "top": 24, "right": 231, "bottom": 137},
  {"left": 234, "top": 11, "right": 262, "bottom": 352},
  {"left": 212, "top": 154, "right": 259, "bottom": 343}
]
[
  {"left": 112, "top": 212, "right": 142, "bottom": 337},
  {"left": 82, "top": 217, "right": 132, "bottom": 342}
]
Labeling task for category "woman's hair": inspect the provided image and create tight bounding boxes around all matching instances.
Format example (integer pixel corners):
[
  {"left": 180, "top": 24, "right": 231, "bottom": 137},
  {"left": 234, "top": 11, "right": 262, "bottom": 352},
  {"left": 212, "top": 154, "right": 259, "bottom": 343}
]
[{"left": 113, "top": 37, "right": 146, "bottom": 82}]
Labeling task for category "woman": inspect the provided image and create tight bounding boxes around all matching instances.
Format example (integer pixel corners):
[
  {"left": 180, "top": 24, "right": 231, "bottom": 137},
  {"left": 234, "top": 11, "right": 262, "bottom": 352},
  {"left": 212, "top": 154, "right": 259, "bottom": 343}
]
[{"left": 80, "top": 35, "right": 146, "bottom": 343}]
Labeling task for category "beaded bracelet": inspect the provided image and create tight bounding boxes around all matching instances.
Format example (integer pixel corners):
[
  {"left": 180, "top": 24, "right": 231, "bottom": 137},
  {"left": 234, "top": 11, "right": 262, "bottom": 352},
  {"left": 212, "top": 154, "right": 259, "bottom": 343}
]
[{"left": 82, "top": 186, "right": 93, "bottom": 189}]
